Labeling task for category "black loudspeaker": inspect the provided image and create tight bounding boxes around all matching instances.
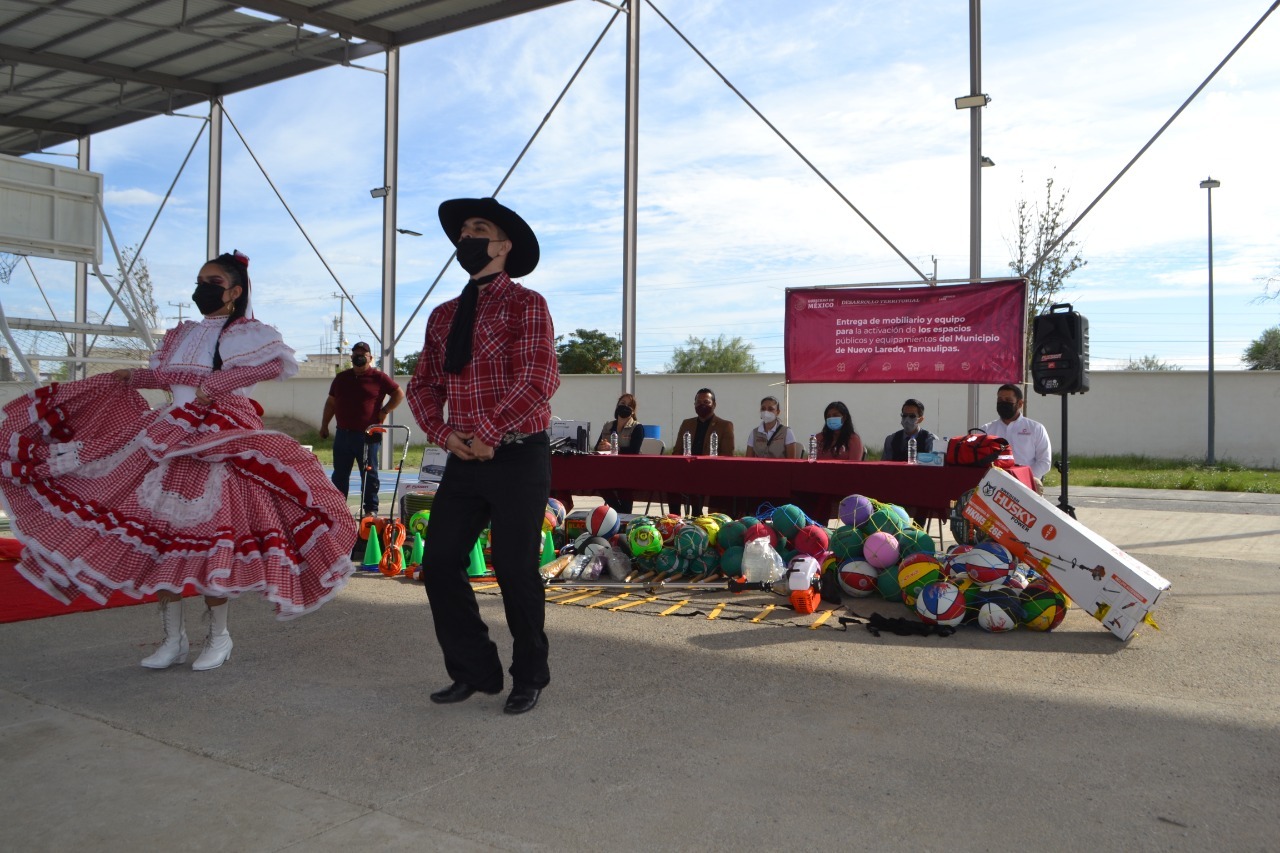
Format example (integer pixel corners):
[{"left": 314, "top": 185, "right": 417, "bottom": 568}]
[{"left": 1031, "top": 303, "right": 1089, "bottom": 395}]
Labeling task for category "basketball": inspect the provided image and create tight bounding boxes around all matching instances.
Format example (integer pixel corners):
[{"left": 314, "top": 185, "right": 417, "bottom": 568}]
[
  {"left": 838, "top": 559, "right": 879, "bottom": 597},
  {"left": 627, "top": 523, "right": 662, "bottom": 557},
  {"left": 771, "top": 504, "right": 807, "bottom": 540},
  {"left": 544, "top": 497, "right": 566, "bottom": 532},
  {"left": 1022, "top": 580, "right": 1068, "bottom": 631},
  {"left": 838, "top": 494, "right": 874, "bottom": 527},
  {"left": 692, "top": 515, "right": 721, "bottom": 548},
  {"left": 949, "top": 543, "right": 1014, "bottom": 586},
  {"left": 719, "top": 545, "right": 745, "bottom": 577},
  {"left": 575, "top": 535, "right": 612, "bottom": 561},
  {"left": 588, "top": 504, "right": 620, "bottom": 538},
  {"left": 792, "top": 524, "right": 830, "bottom": 558},
  {"left": 971, "top": 588, "right": 1025, "bottom": 632},
  {"left": 675, "top": 524, "right": 709, "bottom": 560},
  {"left": 829, "top": 525, "right": 867, "bottom": 561},
  {"left": 897, "top": 554, "right": 945, "bottom": 606},
  {"left": 896, "top": 527, "right": 935, "bottom": 558},
  {"left": 860, "top": 506, "right": 905, "bottom": 538},
  {"left": 862, "top": 531, "right": 900, "bottom": 570},
  {"left": 916, "top": 581, "right": 966, "bottom": 626}
]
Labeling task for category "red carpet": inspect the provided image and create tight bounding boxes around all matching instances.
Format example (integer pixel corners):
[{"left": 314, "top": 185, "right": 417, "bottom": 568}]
[{"left": 0, "top": 538, "right": 176, "bottom": 624}]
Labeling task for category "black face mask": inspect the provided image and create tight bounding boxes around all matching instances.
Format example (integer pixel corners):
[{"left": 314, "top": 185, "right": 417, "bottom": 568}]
[
  {"left": 352, "top": 355, "right": 369, "bottom": 368},
  {"left": 456, "top": 237, "right": 492, "bottom": 276},
  {"left": 996, "top": 401, "right": 1017, "bottom": 419},
  {"left": 192, "top": 282, "right": 227, "bottom": 316},
  {"left": 615, "top": 405, "right": 632, "bottom": 419}
]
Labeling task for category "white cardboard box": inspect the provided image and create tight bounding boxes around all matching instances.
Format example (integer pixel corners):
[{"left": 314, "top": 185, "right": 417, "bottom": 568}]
[{"left": 961, "top": 468, "right": 1170, "bottom": 641}]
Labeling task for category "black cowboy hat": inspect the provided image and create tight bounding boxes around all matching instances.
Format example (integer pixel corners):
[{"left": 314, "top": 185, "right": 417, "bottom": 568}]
[{"left": 438, "top": 197, "right": 540, "bottom": 278}]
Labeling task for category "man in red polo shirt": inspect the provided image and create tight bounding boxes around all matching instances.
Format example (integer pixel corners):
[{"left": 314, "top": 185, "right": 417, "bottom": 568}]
[
  {"left": 319, "top": 341, "right": 404, "bottom": 516},
  {"left": 407, "top": 197, "right": 559, "bottom": 716}
]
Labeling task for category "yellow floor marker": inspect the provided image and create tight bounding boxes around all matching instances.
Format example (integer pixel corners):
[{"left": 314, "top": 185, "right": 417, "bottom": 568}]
[
  {"left": 751, "top": 604, "right": 777, "bottom": 623},
  {"left": 809, "top": 609, "right": 835, "bottom": 630},
  {"left": 611, "top": 595, "right": 660, "bottom": 612},
  {"left": 707, "top": 602, "right": 727, "bottom": 620},
  {"left": 546, "top": 587, "right": 595, "bottom": 602},
  {"left": 558, "top": 589, "right": 604, "bottom": 605},
  {"left": 659, "top": 599, "right": 690, "bottom": 617},
  {"left": 588, "top": 593, "right": 631, "bottom": 609}
]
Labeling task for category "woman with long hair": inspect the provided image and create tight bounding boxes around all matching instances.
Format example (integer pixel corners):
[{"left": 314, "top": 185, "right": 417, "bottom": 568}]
[
  {"left": 816, "top": 401, "right": 865, "bottom": 461},
  {"left": 0, "top": 251, "right": 357, "bottom": 671}
]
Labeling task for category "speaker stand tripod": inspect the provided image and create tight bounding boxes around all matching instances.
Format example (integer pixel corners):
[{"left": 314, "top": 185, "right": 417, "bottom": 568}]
[{"left": 1056, "top": 393, "right": 1076, "bottom": 519}]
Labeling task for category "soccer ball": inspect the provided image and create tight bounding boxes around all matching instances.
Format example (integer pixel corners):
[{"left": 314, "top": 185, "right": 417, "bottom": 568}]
[
  {"left": 627, "top": 523, "right": 662, "bottom": 558},
  {"left": 691, "top": 515, "right": 721, "bottom": 548},
  {"left": 896, "top": 527, "right": 935, "bottom": 559},
  {"left": 716, "top": 519, "right": 747, "bottom": 550},
  {"left": 916, "top": 581, "right": 966, "bottom": 626},
  {"left": 587, "top": 504, "right": 620, "bottom": 538},
  {"left": 674, "top": 524, "right": 709, "bottom": 560},
  {"left": 837, "top": 559, "right": 879, "bottom": 597},
  {"left": 719, "top": 545, "right": 745, "bottom": 577}
]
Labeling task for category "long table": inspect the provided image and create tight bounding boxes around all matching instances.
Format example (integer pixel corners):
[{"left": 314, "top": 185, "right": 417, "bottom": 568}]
[{"left": 550, "top": 454, "right": 1033, "bottom": 522}]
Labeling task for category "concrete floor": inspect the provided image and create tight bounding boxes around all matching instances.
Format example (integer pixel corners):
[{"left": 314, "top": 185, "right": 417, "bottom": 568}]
[{"left": 1, "top": 486, "right": 1277, "bottom": 851}]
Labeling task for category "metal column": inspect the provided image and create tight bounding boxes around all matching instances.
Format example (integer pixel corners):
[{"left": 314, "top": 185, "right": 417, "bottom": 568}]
[
  {"left": 620, "top": 0, "right": 639, "bottom": 395},
  {"left": 965, "top": 0, "right": 984, "bottom": 429},
  {"left": 380, "top": 47, "right": 401, "bottom": 468},
  {"left": 74, "top": 136, "right": 90, "bottom": 379},
  {"left": 207, "top": 99, "right": 223, "bottom": 260}
]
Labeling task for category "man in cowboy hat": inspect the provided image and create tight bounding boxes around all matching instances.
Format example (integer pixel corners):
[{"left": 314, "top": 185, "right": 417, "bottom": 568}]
[{"left": 406, "top": 197, "right": 560, "bottom": 715}]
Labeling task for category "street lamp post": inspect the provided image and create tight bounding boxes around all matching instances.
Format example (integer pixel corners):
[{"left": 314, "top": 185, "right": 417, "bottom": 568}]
[{"left": 1200, "top": 177, "right": 1220, "bottom": 466}]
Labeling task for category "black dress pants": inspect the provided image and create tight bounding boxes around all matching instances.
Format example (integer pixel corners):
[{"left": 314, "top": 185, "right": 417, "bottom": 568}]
[{"left": 421, "top": 432, "right": 551, "bottom": 692}]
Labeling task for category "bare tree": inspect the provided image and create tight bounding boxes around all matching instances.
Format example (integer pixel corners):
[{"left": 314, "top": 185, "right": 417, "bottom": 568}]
[{"left": 1008, "top": 175, "right": 1088, "bottom": 379}]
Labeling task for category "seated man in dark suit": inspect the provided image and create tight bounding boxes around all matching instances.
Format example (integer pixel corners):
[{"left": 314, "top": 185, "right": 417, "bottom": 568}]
[
  {"left": 668, "top": 387, "right": 734, "bottom": 517},
  {"left": 882, "top": 397, "right": 935, "bottom": 461}
]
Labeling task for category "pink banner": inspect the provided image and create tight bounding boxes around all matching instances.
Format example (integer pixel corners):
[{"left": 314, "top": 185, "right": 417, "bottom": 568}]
[{"left": 784, "top": 280, "right": 1026, "bottom": 383}]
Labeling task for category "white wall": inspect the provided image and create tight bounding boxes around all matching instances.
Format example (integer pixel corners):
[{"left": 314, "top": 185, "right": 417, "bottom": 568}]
[{"left": 3, "top": 370, "right": 1276, "bottom": 467}]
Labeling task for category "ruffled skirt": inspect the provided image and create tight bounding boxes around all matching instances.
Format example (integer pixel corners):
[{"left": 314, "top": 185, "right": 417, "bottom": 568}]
[{"left": 0, "top": 374, "right": 357, "bottom": 619}]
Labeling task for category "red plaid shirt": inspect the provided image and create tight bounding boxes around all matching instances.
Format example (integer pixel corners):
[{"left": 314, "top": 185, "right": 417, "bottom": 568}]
[{"left": 408, "top": 272, "right": 560, "bottom": 448}]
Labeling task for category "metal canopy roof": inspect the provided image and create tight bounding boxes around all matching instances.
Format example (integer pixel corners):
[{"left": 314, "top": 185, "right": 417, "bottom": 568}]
[{"left": 0, "top": 0, "right": 570, "bottom": 156}]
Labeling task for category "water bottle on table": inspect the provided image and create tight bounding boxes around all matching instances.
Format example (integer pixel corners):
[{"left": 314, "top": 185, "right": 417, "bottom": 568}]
[
  {"left": 808, "top": 434, "right": 817, "bottom": 461},
  {"left": 709, "top": 432, "right": 719, "bottom": 457},
  {"left": 683, "top": 432, "right": 692, "bottom": 456},
  {"left": 907, "top": 436, "right": 917, "bottom": 464},
  {"left": 610, "top": 431, "right": 619, "bottom": 455}
]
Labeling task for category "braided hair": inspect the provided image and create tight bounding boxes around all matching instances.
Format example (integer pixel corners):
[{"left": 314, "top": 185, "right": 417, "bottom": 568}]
[{"left": 206, "top": 251, "right": 251, "bottom": 370}]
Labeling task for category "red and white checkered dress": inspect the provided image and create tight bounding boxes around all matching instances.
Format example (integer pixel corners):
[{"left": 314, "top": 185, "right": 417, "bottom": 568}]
[{"left": 0, "top": 318, "right": 357, "bottom": 619}]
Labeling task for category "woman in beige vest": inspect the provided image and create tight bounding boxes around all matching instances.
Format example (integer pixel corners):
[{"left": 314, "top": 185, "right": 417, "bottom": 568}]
[{"left": 744, "top": 396, "right": 798, "bottom": 459}]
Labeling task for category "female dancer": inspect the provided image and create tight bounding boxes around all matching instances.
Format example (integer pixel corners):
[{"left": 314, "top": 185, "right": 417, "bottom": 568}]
[{"left": 0, "top": 251, "right": 357, "bottom": 670}]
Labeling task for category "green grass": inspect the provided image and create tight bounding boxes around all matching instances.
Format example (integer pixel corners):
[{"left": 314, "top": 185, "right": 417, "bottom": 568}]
[
  {"left": 294, "top": 430, "right": 432, "bottom": 469},
  {"left": 1041, "top": 454, "right": 1280, "bottom": 494}
]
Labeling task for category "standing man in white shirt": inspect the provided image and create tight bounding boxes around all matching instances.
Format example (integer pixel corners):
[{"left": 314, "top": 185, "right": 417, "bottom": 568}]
[{"left": 982, "top": 383, "right": 1052, "bottom": 494}]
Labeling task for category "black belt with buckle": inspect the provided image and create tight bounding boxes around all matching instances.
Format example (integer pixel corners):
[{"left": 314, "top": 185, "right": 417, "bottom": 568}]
[{"left": 499, "top": 431, "right": 533, "bottom": 446}]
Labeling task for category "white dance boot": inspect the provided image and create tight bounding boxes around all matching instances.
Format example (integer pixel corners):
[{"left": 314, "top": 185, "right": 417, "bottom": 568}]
[
  {"left": 191, "top": 602, "right": 233, "bottom": 671},
  {"left": 140, "top": 599, "right": 188, "bottom": 669}
]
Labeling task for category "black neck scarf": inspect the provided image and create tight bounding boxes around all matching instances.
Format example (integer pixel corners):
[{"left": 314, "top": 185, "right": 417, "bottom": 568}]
[{"left": 443, "top": 272, "right": 499, "bottom": 374}]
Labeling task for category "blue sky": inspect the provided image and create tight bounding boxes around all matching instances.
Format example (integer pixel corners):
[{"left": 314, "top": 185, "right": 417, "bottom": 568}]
[{"left": 8, "top": 0, "right": 1280, "bottom": 372}]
